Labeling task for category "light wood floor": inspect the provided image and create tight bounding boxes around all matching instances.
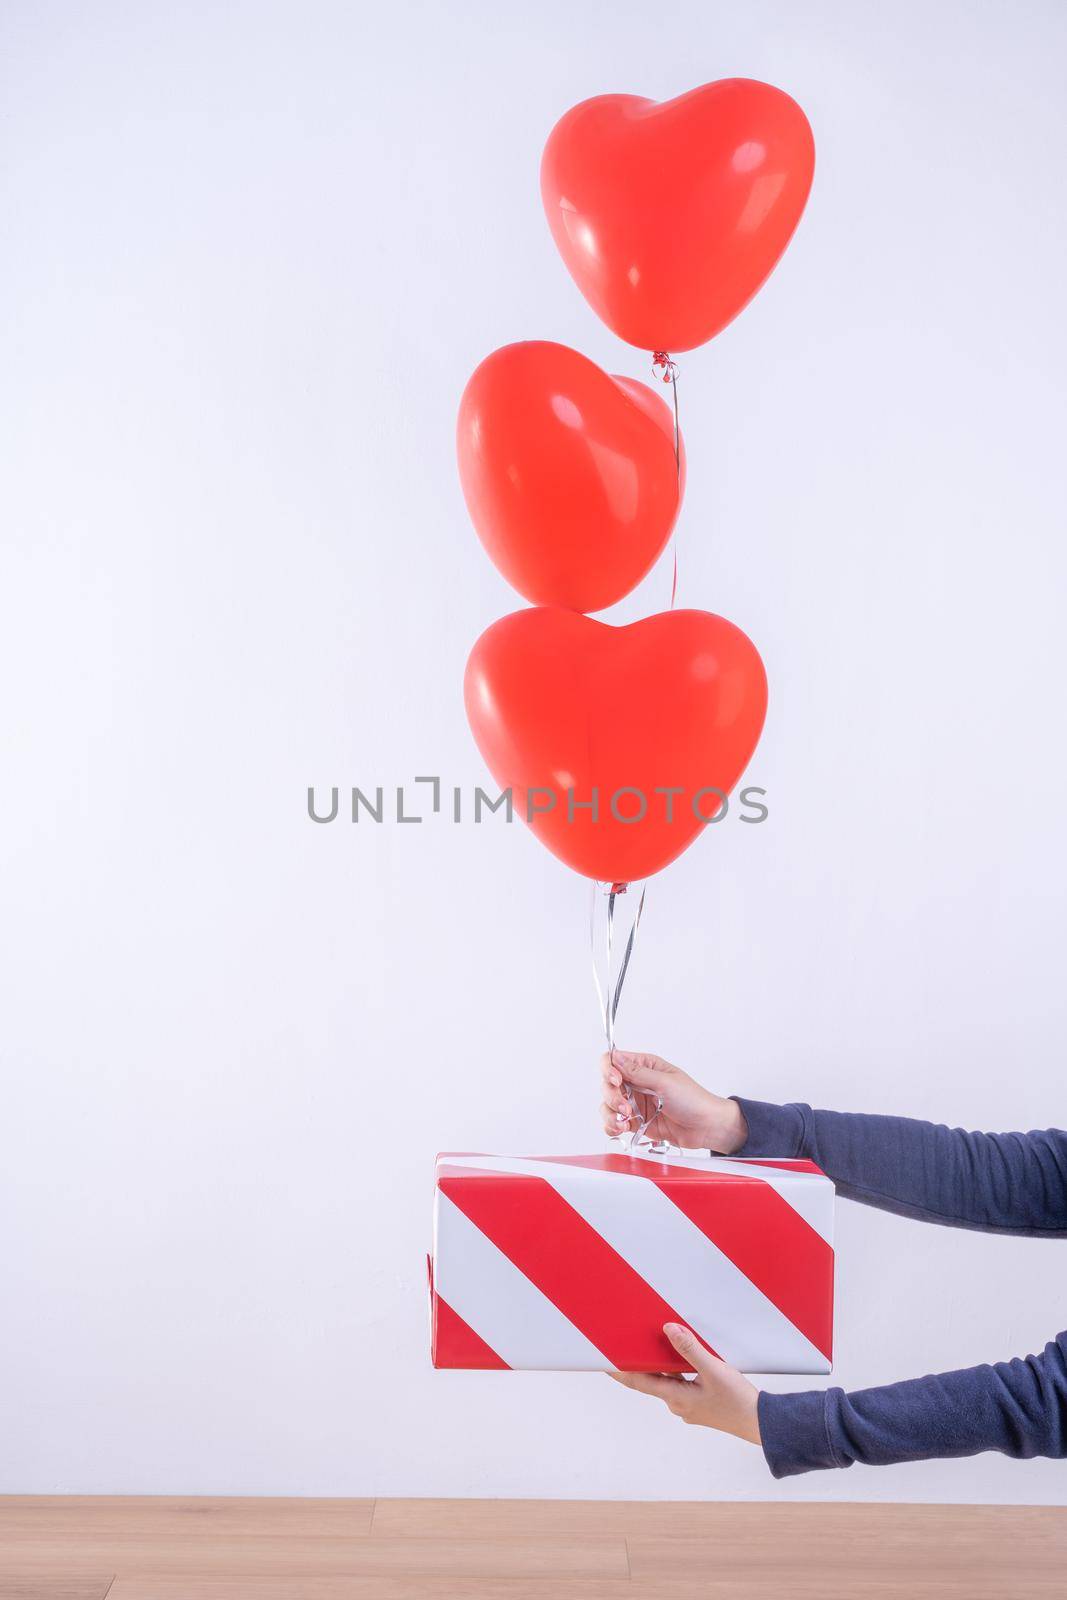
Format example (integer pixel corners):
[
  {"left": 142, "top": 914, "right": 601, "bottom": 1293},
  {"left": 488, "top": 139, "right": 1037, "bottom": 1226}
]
[{"left": 0, "top": 1497, "right": 1064, "bottom": 1599}]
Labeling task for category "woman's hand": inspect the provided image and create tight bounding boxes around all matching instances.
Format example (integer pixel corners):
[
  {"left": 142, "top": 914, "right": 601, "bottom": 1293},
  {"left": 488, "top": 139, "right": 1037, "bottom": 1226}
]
[
  {"left": 600, "top": 1050, "right": 748, "bottom": 1153},
  {"left": 609, "top": 1323, "right": 762, "bottom": 1446}
]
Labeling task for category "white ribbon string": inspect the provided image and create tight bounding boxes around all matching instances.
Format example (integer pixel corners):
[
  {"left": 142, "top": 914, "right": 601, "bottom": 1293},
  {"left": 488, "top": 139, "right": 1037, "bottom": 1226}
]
[
  {"left": 590, "top": 880, "right": 668, "bottom": 1153},
  {"left": 586, "top": 354, "right": 682, "bottom": 1155},
  {"left": 667, "top": 366, "right": 680, "bottom": 611},
  {"left": 652, "top": 352, "right": 681, "bottom": 611}
]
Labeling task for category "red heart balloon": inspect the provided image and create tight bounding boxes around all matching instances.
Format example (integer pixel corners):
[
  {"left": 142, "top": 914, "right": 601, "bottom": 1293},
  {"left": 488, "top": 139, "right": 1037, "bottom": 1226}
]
[
  {"left": 541, "top": 79, "right": 815, "bottom": 353},
  {"left": 464, "top": 607, "right": 767, "bottom": 883},
  {"left": 457, "top": 341, "right": 684, "bottom": 613}
]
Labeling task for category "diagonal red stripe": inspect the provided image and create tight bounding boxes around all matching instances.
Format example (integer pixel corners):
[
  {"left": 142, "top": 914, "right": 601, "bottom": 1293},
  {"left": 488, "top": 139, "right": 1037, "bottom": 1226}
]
[
  {"left": 656, "top": 1179, "right": 834, "bottom": 1360},
  {"left": 736, "top": 1157, "right": 825, "bottom": 1176},
  {"left": 439, "top": 1172, "right": 714, "bottom": 1373},
  {"left": 531, "top": 1153, "right": 832, "bottom": 1360},
  {"left": 431, "top": 1290, "right": 510, "bottom": 1370}
]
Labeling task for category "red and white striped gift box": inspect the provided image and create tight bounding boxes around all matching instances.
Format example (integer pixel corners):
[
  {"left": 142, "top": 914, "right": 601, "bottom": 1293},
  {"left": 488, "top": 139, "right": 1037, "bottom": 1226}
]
[{"left": 430, "top": 1149, "right": 834, "bottom": 1374}]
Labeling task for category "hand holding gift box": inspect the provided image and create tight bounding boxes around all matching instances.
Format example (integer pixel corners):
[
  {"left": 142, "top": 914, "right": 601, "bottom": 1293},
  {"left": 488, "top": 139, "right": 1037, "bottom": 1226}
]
[{"left": 431, "top": 1148, "right": 833, "bottom": 1374}]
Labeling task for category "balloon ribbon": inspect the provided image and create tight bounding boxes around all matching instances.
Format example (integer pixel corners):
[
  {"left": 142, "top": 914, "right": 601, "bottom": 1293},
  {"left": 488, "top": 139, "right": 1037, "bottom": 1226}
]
[
  {"left": 590, "top": 879, "right": 667, "bottom": 1153},
  {"left": 652, "top": 352, "right": 680, "bottom": 608},
  {"left": 586, "top": 353, "right": 683, "bottom": 1153}
]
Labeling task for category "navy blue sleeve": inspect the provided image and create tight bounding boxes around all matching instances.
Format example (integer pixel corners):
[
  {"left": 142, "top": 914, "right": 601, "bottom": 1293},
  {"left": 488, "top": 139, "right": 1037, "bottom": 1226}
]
[
  {"left": 758, "top": 1333, "right": 1067, "bottom": 1476},
  {"left": 730, "top": 1097, "right": 1067, "bottom": 1476},
  {"left": 733, "top": 1097, "right": 1067, "bottom": 1236}
]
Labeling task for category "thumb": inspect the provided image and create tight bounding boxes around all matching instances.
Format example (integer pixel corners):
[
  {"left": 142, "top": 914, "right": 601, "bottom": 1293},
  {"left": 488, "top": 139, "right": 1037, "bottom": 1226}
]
[
  {"left": 613, "top": 1051, "right": 669, "bottom": 1087},
  {"left": 664, "top": 1322, "right": 716, "bottom": 1375}
]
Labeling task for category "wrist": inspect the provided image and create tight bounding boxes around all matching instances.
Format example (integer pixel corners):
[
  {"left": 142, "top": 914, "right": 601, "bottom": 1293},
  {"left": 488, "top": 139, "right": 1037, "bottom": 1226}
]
[
  {"left": 742, "top": 1387, "right": 763, "bottom": 1446},
  {"left": 705, "top": 1094, "right": 747, "bottom": 1155}
]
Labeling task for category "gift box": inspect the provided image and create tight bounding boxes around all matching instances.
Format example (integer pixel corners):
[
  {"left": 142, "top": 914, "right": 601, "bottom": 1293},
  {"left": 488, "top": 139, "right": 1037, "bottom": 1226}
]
[{"left": 430, "top": 1149, "right": 833, "bottom": 1373}]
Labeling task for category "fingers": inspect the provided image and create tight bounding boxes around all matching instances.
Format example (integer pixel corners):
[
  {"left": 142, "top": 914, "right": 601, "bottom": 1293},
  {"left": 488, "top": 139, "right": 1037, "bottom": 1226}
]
[
  {"left": 600, "top": 1051, "right": 674, "bottom": 1143},
  {"left": 600, "top": 1053, "right": 636, "bottom": 1132},
  {"left": 602, "top": 1093, "right": 660, "bottom": 1138},
  {"left": 613, "top": 1050, "right": 671, "bottom": 1087},
  {"left": 601, "top": 1100, "right": 634, "bottom": 1138},
  {"left": 608, "top": 1370, "right": 686, "bottom": 1401},
  {"left": 609, "top": 1368, "right": 697, "bottom": 1422},
  {"left": 663, "top": 1322, "right": 718, "bottom": 1377},
  {"left": 602, "top": 1049, "right": 666, "bottom": 1089},
  {"left": 600, "top": 1052, "right": 626, "bottom": 1098}
]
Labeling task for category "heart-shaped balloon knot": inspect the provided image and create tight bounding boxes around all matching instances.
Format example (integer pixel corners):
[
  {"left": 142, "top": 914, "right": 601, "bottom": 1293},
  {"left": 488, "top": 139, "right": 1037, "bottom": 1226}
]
[{"left": 651, "top": 351, "right": 678, "bottom": 383}]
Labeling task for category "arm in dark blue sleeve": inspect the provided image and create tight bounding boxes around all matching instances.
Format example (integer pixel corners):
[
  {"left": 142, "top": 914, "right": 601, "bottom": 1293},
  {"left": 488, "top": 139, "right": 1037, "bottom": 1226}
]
[
  {"left": 758, "top": 1332, "right": 1067, "bottom": 1476},
  {"left": 733, "top": 1097, "right": 1067, "bottom": 1236}
]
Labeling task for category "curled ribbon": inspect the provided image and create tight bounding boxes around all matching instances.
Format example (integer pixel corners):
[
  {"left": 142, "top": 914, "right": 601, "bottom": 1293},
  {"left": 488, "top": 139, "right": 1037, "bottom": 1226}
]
[{"left": 590, "top": 879, "right": 668, "bottom": 1154}]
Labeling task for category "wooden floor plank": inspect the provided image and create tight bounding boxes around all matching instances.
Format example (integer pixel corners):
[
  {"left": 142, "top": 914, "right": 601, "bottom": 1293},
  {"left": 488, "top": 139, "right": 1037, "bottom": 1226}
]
[
  {"left": 105, "top": 1581, "right": 638, "bottom": 1600},
  {"left": 0, "top": 1583, "right": 114, "bottom": 1600},
  {"left": 627, "top": 1542, "right": 1062, "bottom": 1593},
  {"left": 372, "top": 1499, "right": 1067, "bottom": 1544},
  {"left": 0, "top": 1499, "right": 373, "bottom": 1540},
  {"left": 0, "top": 1536, "right": 627, "bottom": 1582},
  {"left": 372, "top": 1497, "right": 715, "bottom": 1537}
]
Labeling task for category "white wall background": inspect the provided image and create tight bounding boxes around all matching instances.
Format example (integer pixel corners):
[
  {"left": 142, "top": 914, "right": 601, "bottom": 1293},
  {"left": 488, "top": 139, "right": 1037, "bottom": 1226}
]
[{"left": 2, "top": 0, "right": 1066, "bottom": 1504}]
